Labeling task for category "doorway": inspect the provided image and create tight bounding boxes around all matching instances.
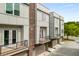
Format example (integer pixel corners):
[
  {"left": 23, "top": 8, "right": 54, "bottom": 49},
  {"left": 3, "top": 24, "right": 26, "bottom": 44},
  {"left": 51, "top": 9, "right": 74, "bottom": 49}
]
[{"left": 4, "top": 30, "right": 9, "bottom": 45}]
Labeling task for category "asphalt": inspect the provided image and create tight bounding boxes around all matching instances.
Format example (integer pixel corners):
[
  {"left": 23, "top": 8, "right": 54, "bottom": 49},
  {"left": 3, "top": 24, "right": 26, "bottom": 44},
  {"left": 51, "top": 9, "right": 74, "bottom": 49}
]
[{"left": 49, "top": 40, "right": 79, "bottom": 56}]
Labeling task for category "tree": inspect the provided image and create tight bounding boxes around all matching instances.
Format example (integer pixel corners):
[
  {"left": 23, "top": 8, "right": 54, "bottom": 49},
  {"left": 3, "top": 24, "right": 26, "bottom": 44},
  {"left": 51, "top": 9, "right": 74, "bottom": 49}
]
[{"left": 64, "top": 21, "right": 79, "bottom": 39}]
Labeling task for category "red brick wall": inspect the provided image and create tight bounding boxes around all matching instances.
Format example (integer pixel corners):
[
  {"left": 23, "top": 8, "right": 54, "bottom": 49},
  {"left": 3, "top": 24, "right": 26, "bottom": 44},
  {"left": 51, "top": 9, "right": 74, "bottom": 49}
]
[
  {"left": 29, "top": 3, "right": 37, "bottom": 56},
  {"left": 34, "top": 44, "right": 46, "bottom": 56}
]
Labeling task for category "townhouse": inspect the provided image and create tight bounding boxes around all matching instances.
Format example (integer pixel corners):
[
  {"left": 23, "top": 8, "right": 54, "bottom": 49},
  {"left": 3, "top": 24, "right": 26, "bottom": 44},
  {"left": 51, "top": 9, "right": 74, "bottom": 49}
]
[
  {"left": 0, "top": 3, "right": 64, "bottom": 56},
  {"left": 29, "top": 3, "right": 50, "bottom": 56},
  {"left": 0, "top": 3, "right": 29, "bottom": 56},
  {"left": 49, "top": 12, "right": 64, "bottom": 48}
]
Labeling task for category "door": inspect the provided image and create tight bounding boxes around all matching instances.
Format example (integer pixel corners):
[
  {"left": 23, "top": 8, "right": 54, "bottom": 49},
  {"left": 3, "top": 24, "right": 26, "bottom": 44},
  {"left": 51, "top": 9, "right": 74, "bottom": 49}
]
[
  {"left": 4, "top": 30, "right": 9, "bottom": 45},
  {"left": 55, "top": 27, "right": 58, "bottom": 37},
  {"left": 12, "top": 30, "right": 16, "bottom": 44}
]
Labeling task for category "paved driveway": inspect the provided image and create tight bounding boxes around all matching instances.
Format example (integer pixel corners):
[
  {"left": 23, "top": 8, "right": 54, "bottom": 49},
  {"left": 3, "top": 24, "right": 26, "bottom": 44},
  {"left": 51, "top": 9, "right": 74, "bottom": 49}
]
[{"left": 49, "top": 40, "right": 79, "bottom": 56}]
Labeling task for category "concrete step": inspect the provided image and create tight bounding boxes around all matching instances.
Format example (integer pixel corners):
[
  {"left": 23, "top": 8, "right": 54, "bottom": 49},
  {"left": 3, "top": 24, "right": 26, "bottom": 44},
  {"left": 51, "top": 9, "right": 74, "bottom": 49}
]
[{"left": 1, "top": 47, "right": 28, "bottom": 56}]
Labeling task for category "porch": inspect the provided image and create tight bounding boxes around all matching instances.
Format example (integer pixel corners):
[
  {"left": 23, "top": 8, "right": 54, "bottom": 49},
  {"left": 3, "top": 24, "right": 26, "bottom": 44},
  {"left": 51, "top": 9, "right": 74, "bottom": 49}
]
[{"left": 0, "top": 40, "right": 28, "bottom": 56}]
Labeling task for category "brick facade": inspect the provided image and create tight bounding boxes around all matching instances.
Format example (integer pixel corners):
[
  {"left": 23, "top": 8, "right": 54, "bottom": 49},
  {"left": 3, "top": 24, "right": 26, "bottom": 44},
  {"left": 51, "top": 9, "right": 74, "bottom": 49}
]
[
  {"left": 34, "top": 44, "right": 46, "bottom": 55},
  {"left": 29, "top": 3, "right": 37, "bottom": 56}
]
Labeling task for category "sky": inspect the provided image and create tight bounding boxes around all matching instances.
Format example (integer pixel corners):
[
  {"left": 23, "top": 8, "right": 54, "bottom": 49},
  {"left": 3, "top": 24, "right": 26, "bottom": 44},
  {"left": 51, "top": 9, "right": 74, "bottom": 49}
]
[{"left": 43, "top": 3, "right": 79, "bottom": 22}]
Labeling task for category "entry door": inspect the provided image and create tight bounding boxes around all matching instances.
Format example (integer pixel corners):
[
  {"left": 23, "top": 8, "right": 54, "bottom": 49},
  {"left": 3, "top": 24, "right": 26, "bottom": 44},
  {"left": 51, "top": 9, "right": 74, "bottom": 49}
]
[
  {"left": 12, "top": 30, "right": 16, "bottom": 44},
  {"left": 55, "top": 27, "right": 58, "bottom": 37},
  {"left": 4, "top": 30, "right": 9, "bottom": 45}
]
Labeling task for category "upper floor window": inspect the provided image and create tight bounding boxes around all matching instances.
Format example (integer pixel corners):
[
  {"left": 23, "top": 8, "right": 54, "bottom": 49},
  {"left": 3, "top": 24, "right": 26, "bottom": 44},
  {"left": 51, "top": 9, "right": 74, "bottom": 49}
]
[
  {"left": 6, "top": 3, "right": 20, "bottom": 16},
  {"left": 14, "top": 3, "right": 20, "bottom": 16},
  {"left": 6, "top": 3, "right": 13, "bottom": 14}
]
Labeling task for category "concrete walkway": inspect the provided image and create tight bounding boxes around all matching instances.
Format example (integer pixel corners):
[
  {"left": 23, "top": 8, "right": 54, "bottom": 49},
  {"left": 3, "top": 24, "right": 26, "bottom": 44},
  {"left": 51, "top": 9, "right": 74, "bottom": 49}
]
[{"left": 49, "top": 40, "right": 79, "bottom": 56}]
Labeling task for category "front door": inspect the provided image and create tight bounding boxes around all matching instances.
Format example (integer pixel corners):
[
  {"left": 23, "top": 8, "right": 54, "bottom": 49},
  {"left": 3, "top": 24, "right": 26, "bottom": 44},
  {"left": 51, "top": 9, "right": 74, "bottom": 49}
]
[{"left": 4, "top": 30, "right": 9, "bottom": 45}]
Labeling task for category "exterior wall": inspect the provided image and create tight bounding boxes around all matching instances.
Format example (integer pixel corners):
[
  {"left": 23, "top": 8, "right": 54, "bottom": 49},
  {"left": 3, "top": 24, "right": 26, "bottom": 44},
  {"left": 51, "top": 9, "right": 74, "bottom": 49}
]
[
  {"left": 0, "top": 3, "right": 29, "bottom": 45},
  {"left": 34, "top": 44, "right": 46, "bottom": 55},
  {"left": 59, "top": 15, "right": 64, "bottom": 37},
  {"left": 0, "top": 3, "right": 5, "bottom": 13},
  {"left": 60, "top": 20, "right": 64, "bottom": 37},
  {"left": 52, "top": 40, "right": 57, "bottom": 48},
  {"left": 49, "top": 13, "right": 54, "bottom": 39},
  {"left": 36, "top": 4, "right": 49, "bottom": 44},
  {"left": 50, "top": 12, "right": 60, "bottom": 39},
  {"left": 0, "top": 3, "right": 29, "bottom": 26},
  {"left": 20, "top": 4, "right": 29, "bottom": 18},
  {"left": 29, "top": 3, "right": 36, "bottom": 56},
  {"left": 37, "top": 4, "right": 50, "bottom": 14},
  {"left": 50, "top": 12, "right": 64, "bottom": 39},
  {"left": 54, "top": 17, "right": 60, "bottom": 37}
]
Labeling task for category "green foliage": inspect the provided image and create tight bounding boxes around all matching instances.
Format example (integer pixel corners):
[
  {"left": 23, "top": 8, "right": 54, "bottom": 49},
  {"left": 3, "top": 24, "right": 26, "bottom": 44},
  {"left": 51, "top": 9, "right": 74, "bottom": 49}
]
[{"left": 64, "top": 21, "right": 79, "bottom": 36}]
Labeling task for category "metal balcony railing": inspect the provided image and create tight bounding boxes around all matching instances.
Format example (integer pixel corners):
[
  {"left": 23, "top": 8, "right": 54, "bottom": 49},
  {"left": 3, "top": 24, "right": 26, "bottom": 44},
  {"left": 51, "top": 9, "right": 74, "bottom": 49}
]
[{"left": 0, "top": 40, "right": 28, "bottom": 56}]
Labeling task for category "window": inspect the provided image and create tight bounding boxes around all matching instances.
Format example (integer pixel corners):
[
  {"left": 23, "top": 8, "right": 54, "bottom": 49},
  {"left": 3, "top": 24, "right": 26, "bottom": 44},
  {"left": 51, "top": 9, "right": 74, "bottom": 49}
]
[
  {"left": 6, "top": 3, "right": 13, "bottom": 14},
  {"left": 55, "top": 27, "right": 58, "bottom": 37},
  {"left": 14, "top": 3, "right": 20, "bottom": 16},
  {"left": 6, "top": 3, "right": 20, "bottom": 16}
]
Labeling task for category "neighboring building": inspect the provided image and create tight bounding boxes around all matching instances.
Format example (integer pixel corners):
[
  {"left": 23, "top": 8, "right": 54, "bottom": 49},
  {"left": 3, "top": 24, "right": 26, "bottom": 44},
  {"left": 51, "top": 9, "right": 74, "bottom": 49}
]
[
  {"left": 29, "top": 3, "right": 50, "bottom": 56},
  {"left": 59, "top": 16, "right": 64, "bottom": 37},
  {"left": 49, "top": 12, "right": 64, "bottom": 48}
]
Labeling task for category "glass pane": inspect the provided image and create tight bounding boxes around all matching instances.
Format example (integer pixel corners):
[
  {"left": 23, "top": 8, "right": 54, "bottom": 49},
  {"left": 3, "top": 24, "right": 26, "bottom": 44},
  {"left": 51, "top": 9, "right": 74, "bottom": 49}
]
[
  {"left": 14, "top": 3, "right": 20, "bottom": 16},
  {"left": 4, "top": 30, "right": 9, "bottom": 45},
  {"left": 12, "top": 30, "right": 16, "bottom": 44},
  {"left": 6, "top": 3, "right": 13, "bottom": 14}
]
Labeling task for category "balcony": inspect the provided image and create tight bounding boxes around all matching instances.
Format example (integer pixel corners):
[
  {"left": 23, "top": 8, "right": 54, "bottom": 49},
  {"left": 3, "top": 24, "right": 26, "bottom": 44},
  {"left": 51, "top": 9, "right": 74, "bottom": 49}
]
[
  {"left": 0, "top": 40, "right": 28, "bottom": 56},
  {"left": 39, "top": 36, "right": 50, "bottom": 44}
]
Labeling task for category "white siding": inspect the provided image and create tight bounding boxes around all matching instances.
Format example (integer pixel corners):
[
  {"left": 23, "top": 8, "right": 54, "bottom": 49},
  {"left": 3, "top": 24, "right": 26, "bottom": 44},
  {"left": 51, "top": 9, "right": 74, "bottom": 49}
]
[
  {"left": 0, "top": 13, "right": 29, "bottom": 26},
  {"left": 36, "top": 9, "right": 49, "bottom": 44},
  {"left": 37, "top": 4, "right": 49, "bottom": 14},
  {"left": 54, "top": 18, "right": 59, "bottom": 28},
  {"left": 20, "top": 4, "right": 29, "bottom": 18},
  {"left": 50, "top": 12, "right": 64, "bottom": 38},
  {"left": 37, "top": 10, "right": 42, "bottom": 21},
  {"left": 53, "top": 12, "right": 59, "bottom": 18},
  {"left": 61, "top": 20, "right": 64, "bottom": 36},
  {"left": 0, "top": 3, "right": 5, "bottom": 13}
]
